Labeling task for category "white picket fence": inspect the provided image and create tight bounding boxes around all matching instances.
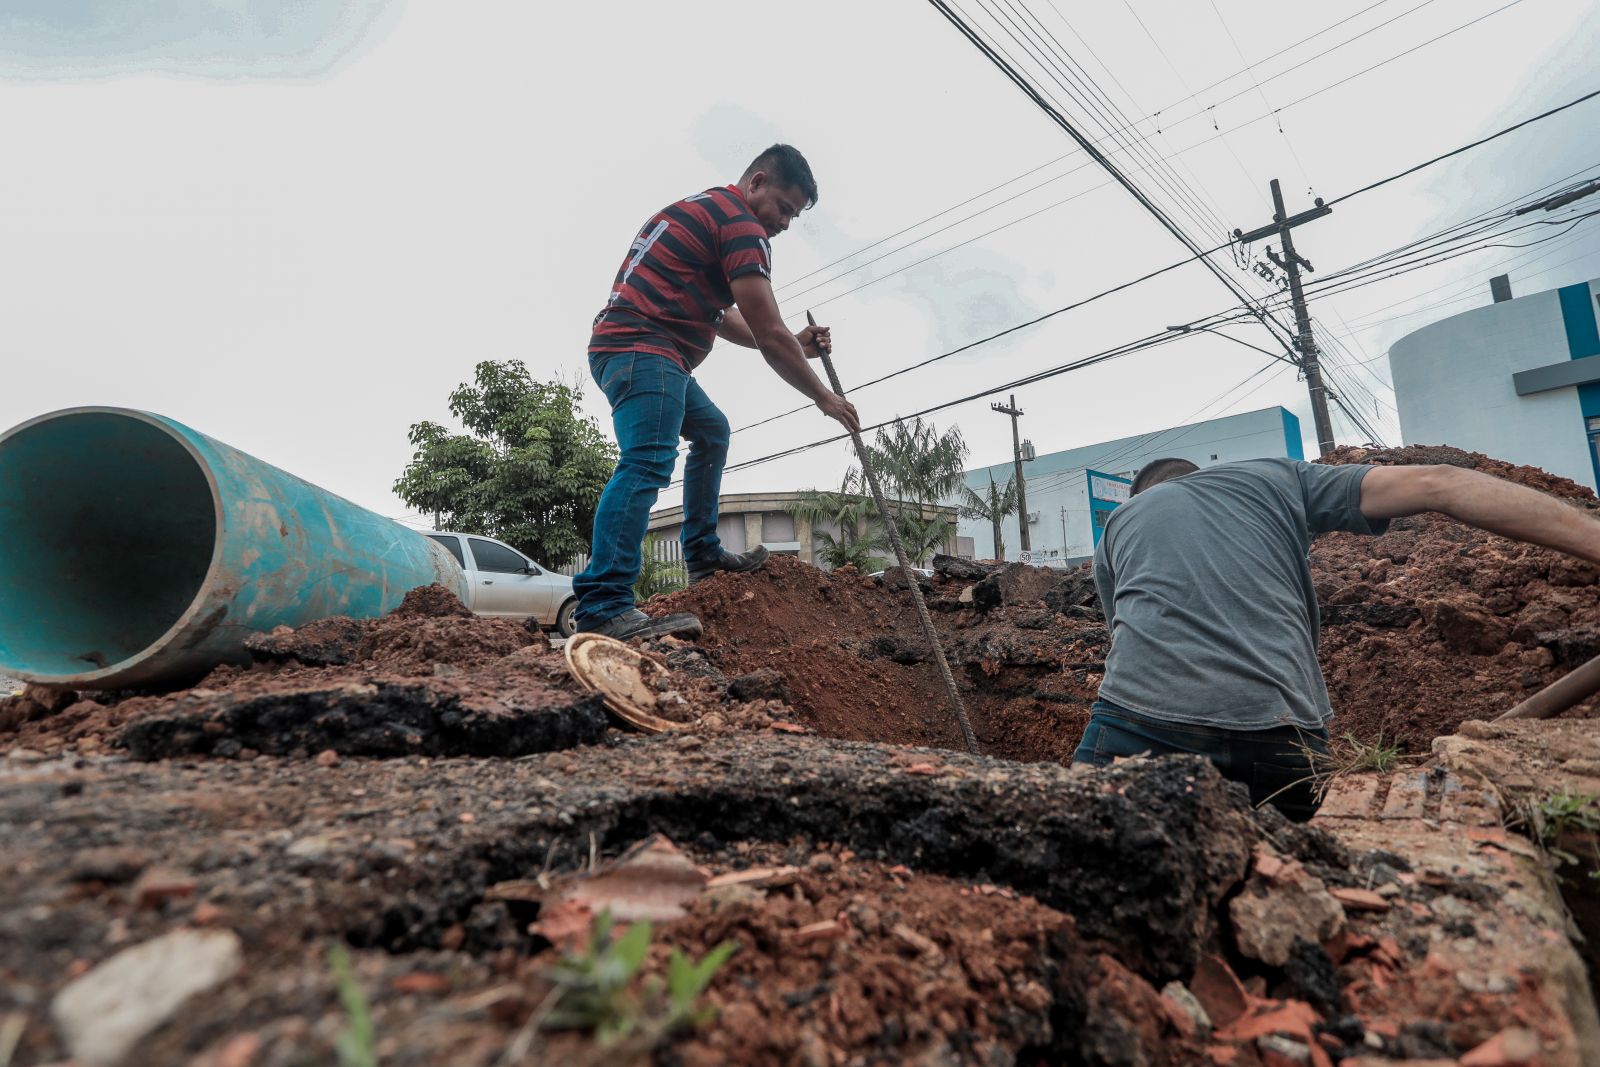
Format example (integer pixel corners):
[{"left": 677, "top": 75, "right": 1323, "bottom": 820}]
[{"left": 556, "top": 536, "right": 683, "bottom": 578}]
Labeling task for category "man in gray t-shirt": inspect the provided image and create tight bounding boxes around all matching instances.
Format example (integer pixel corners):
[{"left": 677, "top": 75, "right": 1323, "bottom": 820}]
[{"left": 1076, "top": 454, "right": 1600, "bottom": 821}]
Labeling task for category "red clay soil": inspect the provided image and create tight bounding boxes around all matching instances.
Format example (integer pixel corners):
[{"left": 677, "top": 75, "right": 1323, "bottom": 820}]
[
  {"left": 650, "top": 559, "right": 974, "bottom": 750},
  {"left": 7, "top": 444, "right": 1600, "bottom": 1065},
  {"left": 657, "top": 844, "right": 1194, "bottom": 1067},
  {"left": 1314, "top": 444, "right": 1600, "bottom": 749},
  {"left": 650, "top": 558, "right": 1102, "bottom": 761},
  {"left": 22, "top": 439, "right": 1586, "bottom": 766},
  {"left": 647, "top": 445, "right": 1600, "bottom": 758}
]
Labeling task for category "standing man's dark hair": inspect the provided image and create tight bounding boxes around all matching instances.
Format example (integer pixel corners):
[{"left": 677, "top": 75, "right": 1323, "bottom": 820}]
[
  {"left": 1130, "top": 457, "right": 1199, "bottom": 496},
  {"left": 742, "top": 144, "right": 818, "bottom": 208},
  {"left": 573, "top": 146, "right": 859, "bottom": 641}
]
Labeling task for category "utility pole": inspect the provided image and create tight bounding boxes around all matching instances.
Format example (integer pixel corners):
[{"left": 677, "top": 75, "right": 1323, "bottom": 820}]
[
  {"left": 1060, "top": 505, "right": 1068, "bottom": 556},
  {"left": 991, "top": 395, "right": 1030, "bottom": 554},
  {"left": 1234, "top": 179, "right": 1335, "bottom": 457}
]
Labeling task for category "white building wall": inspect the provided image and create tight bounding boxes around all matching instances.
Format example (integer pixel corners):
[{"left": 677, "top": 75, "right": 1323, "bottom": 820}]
[
  {"left": 1390, "top": 287, "right": 1593, "bottom": 489},
  {"left": 950, "top": 406, "right": 1301, "bottom": 563}
]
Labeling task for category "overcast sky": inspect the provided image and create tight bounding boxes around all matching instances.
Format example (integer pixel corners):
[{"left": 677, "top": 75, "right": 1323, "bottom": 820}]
[{"left": 3, "top": 0, "right": 1598, "bottom": 533}]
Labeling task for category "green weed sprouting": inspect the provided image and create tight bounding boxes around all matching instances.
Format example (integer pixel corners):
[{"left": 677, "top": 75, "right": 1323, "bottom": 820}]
[
  {"left": 1525, "top": 789, "right": 1600, "bottom": 881},
  {"left": 1264, "top": 729, "right": 1416, "bottom": 812},
  {"left": 328, "top": 944, "right": 378, "bottom": 1067},
  {"left": 541, "top": 910, "right": 737, "bottom": 1048}
]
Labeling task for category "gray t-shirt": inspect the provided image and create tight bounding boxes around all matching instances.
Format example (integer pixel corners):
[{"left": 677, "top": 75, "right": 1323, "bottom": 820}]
[{"left": 1094, "top": 458, "right": 1388, "bottom": 731}]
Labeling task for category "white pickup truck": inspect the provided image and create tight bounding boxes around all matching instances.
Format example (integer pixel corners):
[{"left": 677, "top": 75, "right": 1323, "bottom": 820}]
[{"left": 424, "top": 531, "right": 578, "bottom": 636}]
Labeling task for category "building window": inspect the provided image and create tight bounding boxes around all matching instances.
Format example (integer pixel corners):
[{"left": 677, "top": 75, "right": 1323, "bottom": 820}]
[{"left": 1587, "top": 417, "right": 1600, "bottom": 478}]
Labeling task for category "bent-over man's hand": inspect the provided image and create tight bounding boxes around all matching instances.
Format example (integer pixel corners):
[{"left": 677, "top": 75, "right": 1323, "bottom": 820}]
[
  {"left": 797, "top": 323, "right": 832, "bottom": 358},
  {"left": 817, "top": 393, "right": 860, "bottom": 434}
]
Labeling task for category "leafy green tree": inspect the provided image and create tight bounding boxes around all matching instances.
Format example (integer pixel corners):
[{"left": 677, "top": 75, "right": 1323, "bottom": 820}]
[
  {"left": 958, "top": 473, "right": 1018, "bottom": 561},
  {"left": 785, "top": 472, "right": 889, "bottom": 572},
  {"left": 394, "top": 360, "right": 617, "bottom": 568},
  {"left": 860, "top": 418, "right": 968, "bottom": 565}
]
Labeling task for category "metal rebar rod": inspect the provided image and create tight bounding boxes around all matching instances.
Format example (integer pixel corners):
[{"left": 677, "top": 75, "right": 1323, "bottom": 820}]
[
  {"left": 1496, "top": 652, "right": 1600, "bottom": 722},
  {"left": 808, "top": 311, "right": 978, "bottom": 754}
]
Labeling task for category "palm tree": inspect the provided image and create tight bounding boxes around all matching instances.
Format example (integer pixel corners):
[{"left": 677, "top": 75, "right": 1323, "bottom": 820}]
[
  {"left": 958, "top": 473, "right": 1018, "bottom": 561},
  {"left": 633, "top": 533, "right": 688, "bottom": 600},
  {"left": 785, "top": 473, "right": 889, "bottom": 572},
  {"left": 859, "top": 418, "right": 968, "bottom": 564}
]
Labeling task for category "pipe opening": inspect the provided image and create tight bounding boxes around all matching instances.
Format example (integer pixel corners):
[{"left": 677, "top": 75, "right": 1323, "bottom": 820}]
[{"left": 0, "top": 412, "right": 217, "bottom": 679}]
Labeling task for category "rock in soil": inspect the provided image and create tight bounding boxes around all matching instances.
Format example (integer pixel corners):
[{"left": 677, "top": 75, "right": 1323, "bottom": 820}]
[{"left": 50, "top": 928, "right": 242, "bottom": 1066}]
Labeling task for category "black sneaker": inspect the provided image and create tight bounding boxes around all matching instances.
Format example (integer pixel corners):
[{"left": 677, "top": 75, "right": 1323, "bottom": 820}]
[
  {"left": 688, "top": 545, "right": 769, "bottom": 585},
  {"left": 579, "top": 608, "right": 703, "bottom": 641}
]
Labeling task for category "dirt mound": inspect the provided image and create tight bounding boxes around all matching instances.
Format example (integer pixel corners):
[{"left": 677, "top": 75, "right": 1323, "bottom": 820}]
[
  {"left": 1325, "top": 442, "right": 1599, "bottom": 502},
  {"left": 24, "top": 433, "right": 1587, "bottom": 765},
  {"left": 0, "top": 586, "right": 816, "bottom": 759},
  {"left": 650, "top": 556, "right": 973, "bottom": 748},
  {"left": 649, "top": 556, "right": 1104, "bottom": 759},
  {"left": 391, "top": 582, "right": 478, "bottom": 618},
  {"left": 1, "top": 590, "right": 591, "bottom": 758},
  {"left": 1313, "top": 448, "right": 1600, "bottom": 748}
]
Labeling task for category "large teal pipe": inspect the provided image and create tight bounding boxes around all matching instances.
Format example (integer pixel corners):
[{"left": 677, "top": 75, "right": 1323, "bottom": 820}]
[{"left": 0, "top": 407, "right": 468, "bottom": 689}]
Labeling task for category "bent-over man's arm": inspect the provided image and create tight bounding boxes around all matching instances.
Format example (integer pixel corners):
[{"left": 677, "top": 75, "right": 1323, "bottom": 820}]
[
  {"left": 729, "top": 274, "right": 860, "bottom": 433},
  {"left": 1360, "top": 464, "right": 1600, "bottom": 565}
]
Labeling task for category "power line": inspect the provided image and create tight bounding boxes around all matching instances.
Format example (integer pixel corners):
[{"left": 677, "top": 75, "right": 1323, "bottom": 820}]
[
  {"left": 932, "top": 0, "right": 1300, "bottom": 352},
  {"left": 773, "top": 0, "right": 1541, "bottom": 328},
  {"left": 774, "top": 0, "right": 1417, "bottom": 298},
  {"left": 985, "top": 0, "right": 1234, "bottom": 243},
  {"left": 719, "top": 89, "right": 1600, "bottom": 453},
  {"left": 1036, "top": 0, "right": 1247, "bottom": 227},
  {"left": 1328, "top": 86, "right": 1600, "bottom": 208},
  {"left": 1204, "top": 0, "right": 1318, "bottom": 193}
]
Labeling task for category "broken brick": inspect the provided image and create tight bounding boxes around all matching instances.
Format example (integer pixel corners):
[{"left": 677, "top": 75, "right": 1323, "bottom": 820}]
[
  {"left": 705, "top": 866, "right": 800, "bottom": 890},
  {"left": 392, "top": 972, "right": 449, "bottom": 995},
  {"left": 1329, "top": 887, "right": 1390, "bottom": 912},
  {"left": 793, "top": 920, "right": 846, "bottom": 944},
  {"left": 132, "top": 868, "right": 197, "bottom": 911},
  {"left": 1460, "top": 1027, "right": 1541, "bottom": 1067},
  {"left": 1191, "top": 954, "right": 1252, "bottom": 1029}
]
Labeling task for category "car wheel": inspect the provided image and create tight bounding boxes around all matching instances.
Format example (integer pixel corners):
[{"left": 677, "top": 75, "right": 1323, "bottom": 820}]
[{"left": 555, "top": 598, "right": 578, "bottom": 638}]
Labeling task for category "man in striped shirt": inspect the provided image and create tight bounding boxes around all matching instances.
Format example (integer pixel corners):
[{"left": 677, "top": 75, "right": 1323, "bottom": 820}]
[{"left": 575, "top": 144, "right": 860, "bottom": 641}]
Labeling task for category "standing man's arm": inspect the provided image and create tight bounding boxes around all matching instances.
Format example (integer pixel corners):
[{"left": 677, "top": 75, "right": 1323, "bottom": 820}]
[
  {"left": 717, "top": 309, "right": 758, "bottom": 348},
  {"left": 720, "top": 308, "right": 834, "bottom": 352},
  {"left": 729, "top": 275, "right": 860, "bottom": 432},
  {"left": 1360, "top": 465, "right": 1600, "bottom": 564}
]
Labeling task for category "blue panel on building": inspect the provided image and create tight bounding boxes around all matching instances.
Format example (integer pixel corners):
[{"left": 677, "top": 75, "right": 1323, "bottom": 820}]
[
  {"left": 1280, "top": 408, "right": 1305, "bottom": 462},
  {"left": 1564, "top": 284, "right": 1600, "bottom": 489},
  {"left": 1560, "top": 283, "right": 1600, "bottom": 361},
  {"left": 1086, "top": 468, "right": 1132, "bottom": 547}
]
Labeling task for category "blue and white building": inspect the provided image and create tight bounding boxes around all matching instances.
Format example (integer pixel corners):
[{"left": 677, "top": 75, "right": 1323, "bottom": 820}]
[
  {"left": 949, "top": 406, "right": 1305, "bottom": 563},
  {"left": 1390, "top": 277, "right": 1600, "bottom": 491}
]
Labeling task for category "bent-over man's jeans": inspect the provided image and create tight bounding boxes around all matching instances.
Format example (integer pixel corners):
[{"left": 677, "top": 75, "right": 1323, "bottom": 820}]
[{"left": 1072, "top": 699, "right": 1330, "bottom": 822}]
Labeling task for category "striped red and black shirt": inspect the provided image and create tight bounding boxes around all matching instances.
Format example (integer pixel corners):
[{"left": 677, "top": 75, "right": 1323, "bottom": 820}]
[{"left": 589, "top": 184, "right": 773, "bottom": 372}]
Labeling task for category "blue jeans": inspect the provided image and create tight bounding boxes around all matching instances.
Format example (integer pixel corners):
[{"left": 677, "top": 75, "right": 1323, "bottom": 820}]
[
  {"left": 574, "top": 352, "right": 729, "bottom": 627},
  {"left": 1072, "top": 700, "right": 1330, "bottom": 823}
]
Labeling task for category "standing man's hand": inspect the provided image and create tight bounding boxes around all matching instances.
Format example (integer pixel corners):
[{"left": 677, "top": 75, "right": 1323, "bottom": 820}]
[
  {"left": 797, "top": 323, "right": 832, "bottom": 359},
  {"left": 730, "top": 274, "right": 864, "bottom": 436},
  {"left": 816, "top": 393, "right": 860, "bottom": 434}
]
